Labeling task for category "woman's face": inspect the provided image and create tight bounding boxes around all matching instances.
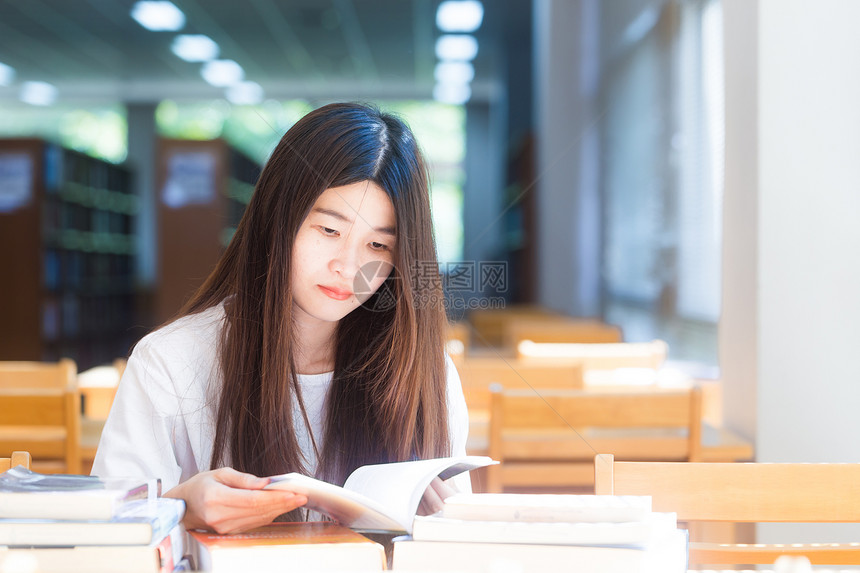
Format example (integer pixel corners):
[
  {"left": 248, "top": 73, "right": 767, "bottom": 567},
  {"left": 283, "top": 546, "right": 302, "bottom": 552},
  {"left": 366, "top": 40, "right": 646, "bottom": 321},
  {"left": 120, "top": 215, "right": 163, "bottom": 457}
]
[{"left": 291, "top": 180, "right": 397, "bottom": 327}]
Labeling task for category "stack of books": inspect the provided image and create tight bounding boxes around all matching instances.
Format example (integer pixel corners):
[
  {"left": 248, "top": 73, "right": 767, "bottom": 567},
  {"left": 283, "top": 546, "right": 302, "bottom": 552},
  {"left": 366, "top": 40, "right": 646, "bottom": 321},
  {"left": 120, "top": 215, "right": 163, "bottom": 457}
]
[
  {"left": 0, "top": 466, "right": 187, "bottom": 573},
  {"left": 392, "top": 493, "right": 689, "bottom": 573}
]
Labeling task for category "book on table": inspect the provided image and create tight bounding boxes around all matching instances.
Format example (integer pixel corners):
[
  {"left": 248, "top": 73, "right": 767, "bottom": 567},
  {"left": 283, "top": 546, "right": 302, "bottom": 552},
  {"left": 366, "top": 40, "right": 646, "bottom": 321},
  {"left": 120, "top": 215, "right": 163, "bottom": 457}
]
[
  {"left": 0, "top": 522, "right": 186, "bottom": 573},
  {"left": 189, "top": 522, "right": 386, "bottom": 573},
  {"left": 391, "top": 531, "right": 688, "bottom": 573},
  {"left": 392, "top": 493, "right": 689, "bottom": 573},
  {"left": 0, "top": 497, "right": 185, "bottom": 546},
  {"left": 438, "top": 492, "right": 652, "bottom": 522},
  {"left": 411, "top": 510, "right": 677, "bottom": 546},
  {"left": 264, "top": 455, "right": 496, "bottom": 533},
  {"left": 0, "top": 466, "right": 160, "bottom": 521}
]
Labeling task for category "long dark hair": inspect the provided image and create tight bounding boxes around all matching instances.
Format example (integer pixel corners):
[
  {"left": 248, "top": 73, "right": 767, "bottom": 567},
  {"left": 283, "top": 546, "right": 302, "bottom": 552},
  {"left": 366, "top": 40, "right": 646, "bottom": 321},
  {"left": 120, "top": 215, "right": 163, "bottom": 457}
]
[{"left": 180, "top": 103, "right": 450, "bottom": 496}]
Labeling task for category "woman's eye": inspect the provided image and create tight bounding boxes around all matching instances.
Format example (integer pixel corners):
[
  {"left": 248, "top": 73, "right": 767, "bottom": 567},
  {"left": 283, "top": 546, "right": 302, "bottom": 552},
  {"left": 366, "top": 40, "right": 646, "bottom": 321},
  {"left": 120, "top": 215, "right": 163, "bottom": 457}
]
[
  {"left": 370, "top": 241, "right": 390, "bottom": 251},
  {"left": 319, "top": 226, "right": 339, "bottom": 236}
]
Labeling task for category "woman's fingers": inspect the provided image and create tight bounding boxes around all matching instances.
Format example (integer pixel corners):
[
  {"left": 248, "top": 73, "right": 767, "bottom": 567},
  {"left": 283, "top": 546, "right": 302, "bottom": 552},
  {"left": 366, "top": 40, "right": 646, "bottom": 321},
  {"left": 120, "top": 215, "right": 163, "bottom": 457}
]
[
  {"left": 417, "top": 477, "right": 456, "bottom": 516},
  {"left": 201, "top": 490, "right": 309, "bottom": 534},
  {"left": 211, "top": 466, "right": 271, "bottom": 490},
  {"left": 165, "top": 468, "right": 308, "bottom": 533}
]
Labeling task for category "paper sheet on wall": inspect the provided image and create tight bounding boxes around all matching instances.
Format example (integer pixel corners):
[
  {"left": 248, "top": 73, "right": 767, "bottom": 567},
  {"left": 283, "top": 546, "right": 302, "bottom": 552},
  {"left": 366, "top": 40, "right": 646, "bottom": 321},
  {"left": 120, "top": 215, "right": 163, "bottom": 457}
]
[
  {"left": 161, "top": 151, "right": 216, "bottom": 208},
  {"left": 0, "top": 153, "right": 33, "bottom": 213}
]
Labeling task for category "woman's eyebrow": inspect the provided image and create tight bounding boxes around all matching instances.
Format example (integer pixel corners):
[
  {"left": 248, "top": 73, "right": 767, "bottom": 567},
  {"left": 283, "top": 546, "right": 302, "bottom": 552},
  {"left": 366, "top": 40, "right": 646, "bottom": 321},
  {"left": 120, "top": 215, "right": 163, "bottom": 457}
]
[{"left": 312, "top": 207, "right": 396, "bottom": 236}]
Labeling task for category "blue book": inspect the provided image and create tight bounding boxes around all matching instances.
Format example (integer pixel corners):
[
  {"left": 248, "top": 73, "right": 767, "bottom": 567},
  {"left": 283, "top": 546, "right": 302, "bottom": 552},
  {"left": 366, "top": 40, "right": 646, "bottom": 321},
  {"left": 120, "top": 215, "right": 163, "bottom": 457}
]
[{"left": 0, "top": 497, "right": 185, "bottom": 546}]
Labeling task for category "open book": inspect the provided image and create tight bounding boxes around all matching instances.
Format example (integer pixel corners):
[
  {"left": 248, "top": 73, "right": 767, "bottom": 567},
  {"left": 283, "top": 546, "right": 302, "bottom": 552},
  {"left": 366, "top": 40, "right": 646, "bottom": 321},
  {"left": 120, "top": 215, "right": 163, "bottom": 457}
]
[{"left": 264, "top": 456, "right": 496, "bottom": 534}]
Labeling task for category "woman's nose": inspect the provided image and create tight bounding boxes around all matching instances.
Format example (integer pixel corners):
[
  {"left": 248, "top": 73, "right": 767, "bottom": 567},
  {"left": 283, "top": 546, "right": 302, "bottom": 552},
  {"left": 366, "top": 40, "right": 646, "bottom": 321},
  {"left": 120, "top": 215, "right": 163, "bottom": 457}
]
[{"left": 330, "top": 245, "right": 361, "bottom": 279}]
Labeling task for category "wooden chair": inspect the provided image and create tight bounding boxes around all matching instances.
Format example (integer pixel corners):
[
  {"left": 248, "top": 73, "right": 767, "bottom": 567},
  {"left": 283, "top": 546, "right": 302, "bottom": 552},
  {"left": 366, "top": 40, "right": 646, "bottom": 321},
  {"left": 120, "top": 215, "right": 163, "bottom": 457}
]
[
  {"left": 0, "top": 451, "right": 32, "bottom": 471},
  {"left": 487, "top": 385, "right": 702, "bottom": 492},
  {"left": 456, "top": 357, "right": 584, "bottom": 457},
  {"left": 78, "top": 358, "right": 127, "bottom": 474},
  {"left": 594, "top": 454, "right": 860, "bottom": 566},
  {"left": 517, "top": 339, "right": 669, "bottom": 371},
  {"left": 467, "top": 305, "right": 567, "bottom": 347},
  {"left": 0, "top": 359, "right": 81, "bottom": 474},
  {"left": 503, "top": 318, "right": 623, "bottom": 348},
  {"left": 446, "top": 321, "right": 470, "bottom": 359}
]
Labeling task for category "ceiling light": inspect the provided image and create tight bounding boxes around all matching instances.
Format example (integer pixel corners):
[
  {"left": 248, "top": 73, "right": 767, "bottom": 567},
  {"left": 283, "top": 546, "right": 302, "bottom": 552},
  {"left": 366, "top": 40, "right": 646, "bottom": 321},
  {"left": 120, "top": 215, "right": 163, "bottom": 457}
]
[
  {"left": 201, "top": 60, "right": 244, "bottom": 87},
  {"left": 225, "top": 81, "right": 264, "bottom": 105},
  {"left": 20, "top": 81, "right": 58, "bottom": 106},
  {"left": 436, "top": 1, "right": 484, "bottom": 33},
  {"left": 433, "top": 82, "right": 471, "bottom": 105},
  {"left": 435, "top": 35, "right": 479, "bottom": 61},
  {"left": 171, "top": 35, "right": 219, "bottom": 62},
  {"left": 434, "top": 61, "right": 474, "bottom": 84},
  {"left": 131, "top": 1, "right": 185, "bottom": 31},
  {"left": 0, "top": 62, "right": 15, "bottom": 86}
]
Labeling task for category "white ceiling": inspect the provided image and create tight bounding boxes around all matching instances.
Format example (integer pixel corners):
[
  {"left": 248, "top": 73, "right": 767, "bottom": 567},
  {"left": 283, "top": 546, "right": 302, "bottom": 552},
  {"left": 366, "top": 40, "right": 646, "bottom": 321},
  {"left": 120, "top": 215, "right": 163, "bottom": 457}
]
[{"left": 0, "top": 0, "right": 525, "bottom": 104}]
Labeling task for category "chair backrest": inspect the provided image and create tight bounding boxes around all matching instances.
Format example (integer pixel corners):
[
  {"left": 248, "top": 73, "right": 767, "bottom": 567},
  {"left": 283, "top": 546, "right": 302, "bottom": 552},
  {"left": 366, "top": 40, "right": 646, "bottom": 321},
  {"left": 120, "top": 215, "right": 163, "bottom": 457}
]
[
  {"left": 504, "top": 318, "right": 623, "bottom": 348},
  {"left": 0, "top": 359, "right": 81, "bottom": 474},
  {"left": 456, "top": 357, "right": 584, "bottom": 412},
  {"left": 594, "top": 454, "right": 860, "bottom": 565},
  {"left": 467, "top": 305, "right": 566, "bottom": 347},
  {"left": 0, "top": 451, "right": 32, "bottom": 472},
  {"left": 517, "top": 339, "right": 669, "bottom": 371},
  {"left": 446, "top": 322, "right": 470, "bottom": 359},
  {"left": 77, "top": 358, "right": 126, "bottom": 420},
  {"left": 486, "top": 386, "right": 701, "bottom": 492}
]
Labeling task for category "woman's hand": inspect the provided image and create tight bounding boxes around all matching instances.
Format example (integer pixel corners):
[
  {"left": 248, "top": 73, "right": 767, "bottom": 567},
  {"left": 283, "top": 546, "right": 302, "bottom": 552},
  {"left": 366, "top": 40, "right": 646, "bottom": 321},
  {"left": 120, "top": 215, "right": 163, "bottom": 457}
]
[
  {"left": 416, "top": 476, "right": 457, "bottom": 516},
  {"left": 165, "top": 467, "right": 308, "bottom": 534}
]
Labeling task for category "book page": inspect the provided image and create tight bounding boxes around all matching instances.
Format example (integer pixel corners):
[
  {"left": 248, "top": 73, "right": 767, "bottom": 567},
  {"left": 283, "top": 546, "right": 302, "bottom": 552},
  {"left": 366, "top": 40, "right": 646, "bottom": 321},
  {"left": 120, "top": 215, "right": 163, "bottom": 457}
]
[
  {"left": 267, "top": 456, "right": 495, "bottom": 533},
  {"left": 342, "top": 456, "right": 495, "bottom": 532},
  {"left": 266, "top": 474, "right": 404, "bottom": 532}
]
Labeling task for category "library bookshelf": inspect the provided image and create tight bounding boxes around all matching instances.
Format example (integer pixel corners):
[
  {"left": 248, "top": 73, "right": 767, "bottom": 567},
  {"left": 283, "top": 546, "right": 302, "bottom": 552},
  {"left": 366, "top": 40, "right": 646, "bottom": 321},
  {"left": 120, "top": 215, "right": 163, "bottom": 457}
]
[
  {"left": 0, "top": 138, "right": 138, "bottom": 370},
  {"left": 154, "top": 138, "right": 260, "bottom": 324}
]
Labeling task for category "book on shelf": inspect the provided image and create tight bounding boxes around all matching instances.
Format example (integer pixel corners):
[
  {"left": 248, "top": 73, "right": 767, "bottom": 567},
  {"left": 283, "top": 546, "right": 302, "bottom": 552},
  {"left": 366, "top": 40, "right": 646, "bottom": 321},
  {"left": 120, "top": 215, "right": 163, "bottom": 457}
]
[
  {"left": 264, "top": 455, "right": 496, "bottom": 533},
  {"left": 392, "top": 529, "right": 688, "bottom": 573},
  {"left": 189, "top": 522, "right": 386, "bottom": 573},
  {"left": 439, "top": 492, "right": 652, "bottom": 523},
  {"left": 0, "top": 466, "right": 160, "bottom": 521},
  {"left": 0, "top": 497, "right": 185, "bottom": 546},
  {"left": 0, "top": 523, "right": 186, "bottom": 573}
]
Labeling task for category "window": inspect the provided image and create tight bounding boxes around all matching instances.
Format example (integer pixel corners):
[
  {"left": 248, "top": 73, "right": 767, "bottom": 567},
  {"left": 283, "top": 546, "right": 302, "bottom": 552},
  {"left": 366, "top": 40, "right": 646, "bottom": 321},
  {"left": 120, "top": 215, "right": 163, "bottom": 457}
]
[{"left": 601, "top": 0, "right": 724, "bottom": 368}]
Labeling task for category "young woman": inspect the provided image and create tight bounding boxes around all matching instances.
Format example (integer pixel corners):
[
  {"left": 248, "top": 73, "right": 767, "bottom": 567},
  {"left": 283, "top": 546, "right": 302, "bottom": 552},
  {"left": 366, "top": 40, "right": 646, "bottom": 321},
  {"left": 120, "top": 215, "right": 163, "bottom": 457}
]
[{"left": 92, "top": 103, "right": 470, "bottom": 533}]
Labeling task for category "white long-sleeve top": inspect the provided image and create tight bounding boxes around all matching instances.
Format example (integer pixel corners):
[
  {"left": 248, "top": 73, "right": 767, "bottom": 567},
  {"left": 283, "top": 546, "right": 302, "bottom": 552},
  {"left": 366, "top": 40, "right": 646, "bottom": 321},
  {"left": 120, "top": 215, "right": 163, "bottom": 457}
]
[{"left": 91, "top": 304, "right": 471, "bottom": 491}]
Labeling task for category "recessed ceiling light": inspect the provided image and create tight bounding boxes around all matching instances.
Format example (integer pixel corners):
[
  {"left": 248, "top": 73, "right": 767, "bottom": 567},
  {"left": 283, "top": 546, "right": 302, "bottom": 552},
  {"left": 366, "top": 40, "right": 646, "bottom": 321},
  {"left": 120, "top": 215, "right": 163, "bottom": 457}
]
[
  {"left": 434, "top": 61, "right": 474, "bottom": 84},
  {"left": 20, "top": 81, "right": 58, "bottom": 106},
  {"left": 225, "top": 81, "right": 264, "bottom": 105},
  {"left": 131, "top": 1, "right": 185, "bottom": 32},
  {"left": 433, "top": 82, "right": 471, "bottom": 105},
  {"left": 171, "top": 35, "right": 219, "bottom": 62},
  {"left": 201, "top": 60, "right": 244, "bottom": 87},
  {"left": 436, "top": 1, "right": 484, "bottom": 33},
  {"left": 0, "top": 62, "right": 15, "bottom": 86},
  {"left": 435, "top": 35, "right": 479, "bottom": 61}
]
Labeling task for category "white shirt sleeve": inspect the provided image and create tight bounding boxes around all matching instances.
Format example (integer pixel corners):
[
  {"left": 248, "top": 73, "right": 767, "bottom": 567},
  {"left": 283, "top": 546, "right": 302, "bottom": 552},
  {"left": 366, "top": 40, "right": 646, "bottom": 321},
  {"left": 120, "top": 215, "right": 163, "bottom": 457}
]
[
  {"left": 444, "top": 354, "right": 473, "bottom": 493},
  {"left": 91, "top": 309, "right": 221, "bottom": 491}
]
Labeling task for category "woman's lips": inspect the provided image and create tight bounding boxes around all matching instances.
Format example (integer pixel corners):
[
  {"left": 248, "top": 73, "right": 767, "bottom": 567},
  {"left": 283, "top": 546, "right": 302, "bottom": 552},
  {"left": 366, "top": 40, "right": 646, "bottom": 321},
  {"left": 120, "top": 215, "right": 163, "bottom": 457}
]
[{"left": 318, "top": 285, "right": 353, "bottom": 301}]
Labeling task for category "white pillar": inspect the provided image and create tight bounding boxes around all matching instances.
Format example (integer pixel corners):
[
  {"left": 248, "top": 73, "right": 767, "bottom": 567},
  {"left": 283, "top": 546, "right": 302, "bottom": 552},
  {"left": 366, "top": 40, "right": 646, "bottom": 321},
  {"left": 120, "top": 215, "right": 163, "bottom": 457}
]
[
  {"left": 126, "top": 103, "right": 157, "bottom": 287},
  {"left": 533, "top": 0, "right": 602, "bottom": 316},
  {"left": 722, "top": 0, "right": 860, "bottom": 543}
]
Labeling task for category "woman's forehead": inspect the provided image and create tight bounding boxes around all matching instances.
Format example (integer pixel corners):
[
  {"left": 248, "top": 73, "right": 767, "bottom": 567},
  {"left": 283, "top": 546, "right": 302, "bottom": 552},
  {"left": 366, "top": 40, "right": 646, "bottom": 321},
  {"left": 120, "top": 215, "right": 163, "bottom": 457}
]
[{"left": 311, "top": 181, "right": 396, "bottom": 233}]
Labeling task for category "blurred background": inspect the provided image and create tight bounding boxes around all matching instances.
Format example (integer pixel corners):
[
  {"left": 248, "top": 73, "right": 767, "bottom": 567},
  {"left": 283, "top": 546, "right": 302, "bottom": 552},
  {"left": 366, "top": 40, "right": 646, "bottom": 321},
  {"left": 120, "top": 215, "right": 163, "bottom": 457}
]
[
  {"left": 1, "top": 0, "right": 859, "bottom": 503},
  {"left": 0, "top": 0, "right": 725, "bottom": 366}
]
